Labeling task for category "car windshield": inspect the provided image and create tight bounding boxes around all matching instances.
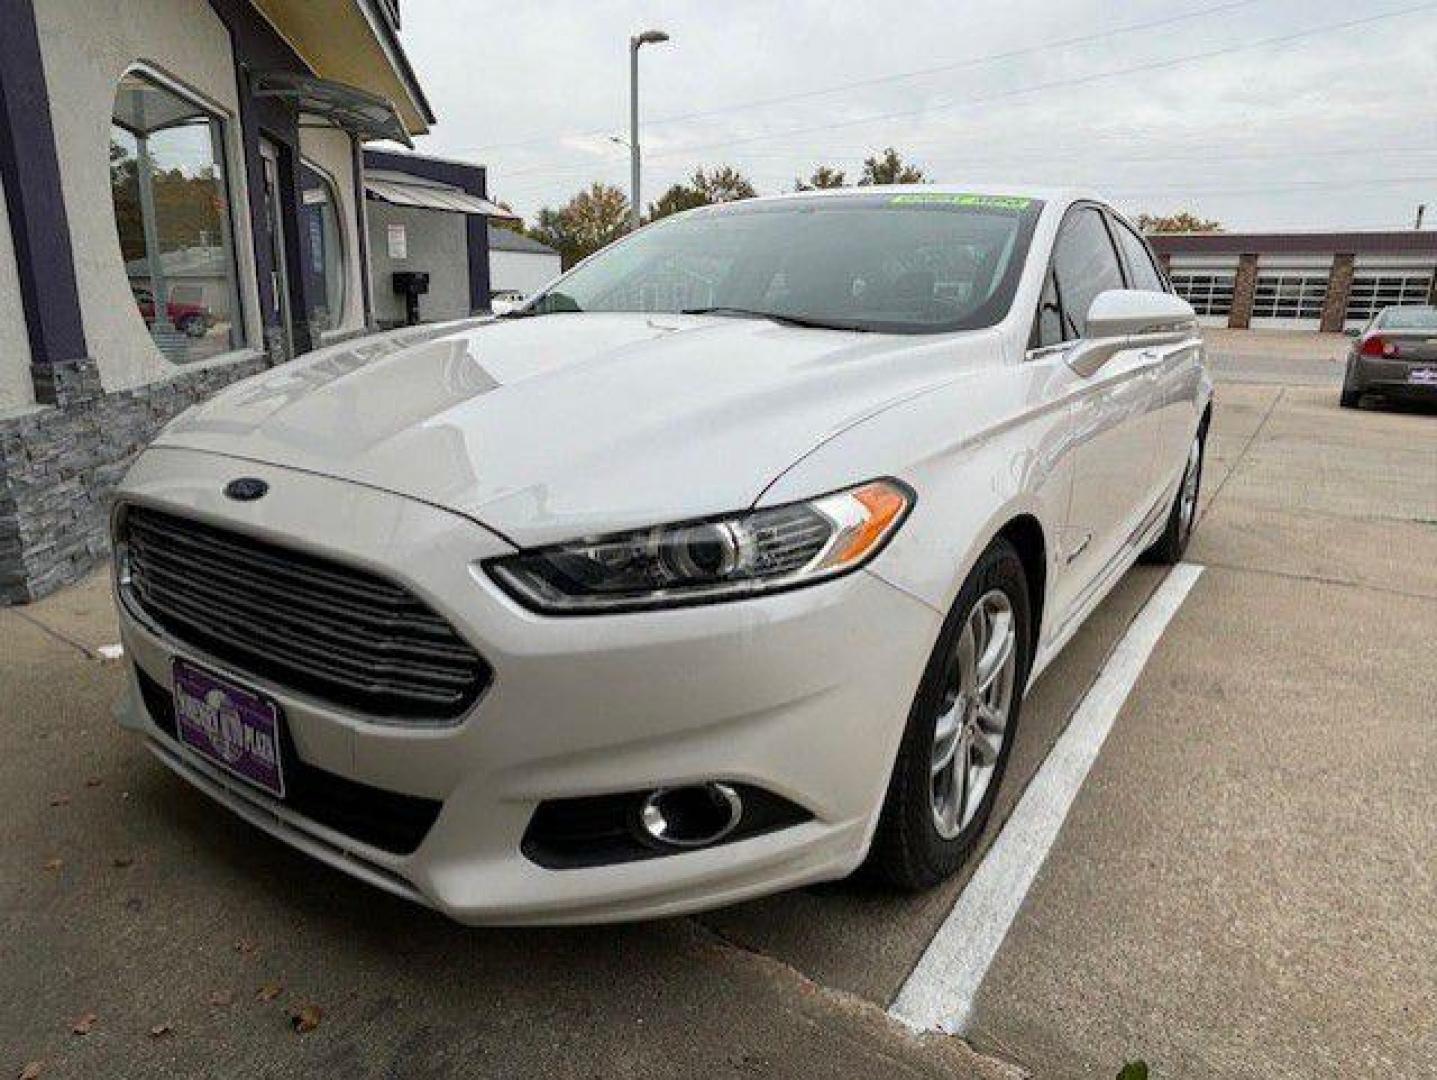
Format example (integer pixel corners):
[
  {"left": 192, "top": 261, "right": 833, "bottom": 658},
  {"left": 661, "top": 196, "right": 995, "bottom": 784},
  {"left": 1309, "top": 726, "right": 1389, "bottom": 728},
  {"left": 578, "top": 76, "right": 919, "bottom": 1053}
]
[
  {"left": 526, "top": 193, "right": 1044, "bottom": 334},
  {"left": 1379, "top": 306, "right": 1437, "bottom": 330}
]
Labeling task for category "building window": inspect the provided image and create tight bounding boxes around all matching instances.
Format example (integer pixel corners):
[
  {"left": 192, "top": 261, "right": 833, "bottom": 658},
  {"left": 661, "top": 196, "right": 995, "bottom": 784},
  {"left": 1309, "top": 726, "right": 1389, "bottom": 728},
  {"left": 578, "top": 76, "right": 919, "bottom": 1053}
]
[
  {"left": 299, "top": 162, "right": 347, "bottom": 335},
  {"left": 110, "top": 69, "right": 244, "bottom": 363},
  {"left": 1345, "top": 273, "right": 1434, "bottom": 325},
  {"left": 1170, "top": 272, "right": 1236, "bottom": 318},
  {"left": 1251, "top": 273, "right": 1327, "bottom": 322}
]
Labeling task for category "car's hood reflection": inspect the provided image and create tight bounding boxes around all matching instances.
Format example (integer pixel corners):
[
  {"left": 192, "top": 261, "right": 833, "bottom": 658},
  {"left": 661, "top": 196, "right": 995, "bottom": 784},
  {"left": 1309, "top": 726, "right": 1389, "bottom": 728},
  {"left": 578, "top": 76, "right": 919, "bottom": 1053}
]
[{"left": 159, "top": 312, "right": 1001, "bottom": 546}]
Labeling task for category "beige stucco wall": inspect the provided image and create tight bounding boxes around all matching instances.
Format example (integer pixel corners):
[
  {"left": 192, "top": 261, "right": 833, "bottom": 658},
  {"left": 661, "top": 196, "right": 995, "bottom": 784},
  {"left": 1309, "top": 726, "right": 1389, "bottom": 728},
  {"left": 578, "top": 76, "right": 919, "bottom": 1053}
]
[
  {"left": 0, "top": 175, "right": 37, "bottom": 413},
  {"left": 33, "top": 0, "right": 265, "bottom": 393},
  {"left": 366, "top": 203, "right": 471, "bottom": 325},
  {"left": 298, "top": 124, "right": 366, "bottom": 339}
]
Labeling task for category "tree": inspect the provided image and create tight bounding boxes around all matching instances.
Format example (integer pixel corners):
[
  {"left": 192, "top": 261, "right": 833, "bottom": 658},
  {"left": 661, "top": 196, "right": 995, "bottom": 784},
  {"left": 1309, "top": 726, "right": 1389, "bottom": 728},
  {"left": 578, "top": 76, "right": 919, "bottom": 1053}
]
[
  {"left": 528, "top": 182, "right": 630, "bottom": 267},
  {"left": 647, "top": 165, "right": 757, "bottom": 221},
  {"left": 647, "top": 181, "right": 711, "bottom": 222},
  {"left": 1135, "top": 210, "right": 1222, "bottom": 234},
  {"left": 857, "top": 148, "right": 925, "bottom": 186},
  {"left": 794, "top": 165, "right": 846, "bottom": 191}
]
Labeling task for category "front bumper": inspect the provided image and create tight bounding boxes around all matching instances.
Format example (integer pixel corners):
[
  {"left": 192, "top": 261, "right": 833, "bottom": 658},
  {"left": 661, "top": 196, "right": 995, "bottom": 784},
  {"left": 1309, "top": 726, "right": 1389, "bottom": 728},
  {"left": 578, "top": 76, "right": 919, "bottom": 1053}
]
[{"left": 113, "top": 448, "right": 941, "bottom": 924}]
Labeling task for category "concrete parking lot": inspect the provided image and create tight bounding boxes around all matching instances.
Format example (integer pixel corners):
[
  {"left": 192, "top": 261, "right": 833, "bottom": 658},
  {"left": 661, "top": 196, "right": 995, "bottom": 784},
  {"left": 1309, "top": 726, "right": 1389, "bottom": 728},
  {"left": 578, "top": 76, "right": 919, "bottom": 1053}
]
[{"left": 3, "top": 339, "right": 1434, "bottom": 1078}]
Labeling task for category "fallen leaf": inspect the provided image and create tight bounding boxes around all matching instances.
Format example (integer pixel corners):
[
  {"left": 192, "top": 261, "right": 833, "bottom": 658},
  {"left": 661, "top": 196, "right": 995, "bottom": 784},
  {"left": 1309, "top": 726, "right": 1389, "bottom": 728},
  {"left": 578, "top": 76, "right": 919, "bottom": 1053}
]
[
  {"left": 20, "top": 1062, "right": 44, "bottom": 1080},
  {"left": 48, "top": 794, "right": 71, "bottom": 807},
  {"left": 208, "top": 990, "right": 233, "bottom": 1007},
  {"left": 112, "top": 856, "right": 134, "bottom": 869},
  {"left": 289, "top": 1002, "right": 323, "bottom": 1034},
  {"left": 233, "top": 939, "right": 256, "bottom": 956},
  {"left": 256, "top": 982, "right": 283, "bottom": 1002},
  {"left": 71, "top": 1012, "right": 97, "bottom": 1035},
  {"left": 84, "top": 777, "right": 103, "bottom": 788},
  {"left": 42, "top": 858, "right": 63, "bottom": 872},
  {"left": 148, "top": 1023, "right": 173, "bottom": 1039}
]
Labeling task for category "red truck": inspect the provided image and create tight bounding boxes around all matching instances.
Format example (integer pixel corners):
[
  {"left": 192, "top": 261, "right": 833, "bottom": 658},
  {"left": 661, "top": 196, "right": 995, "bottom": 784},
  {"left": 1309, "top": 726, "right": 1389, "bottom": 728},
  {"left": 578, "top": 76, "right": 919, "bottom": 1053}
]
[{"left": 132, "top": 287, "right": 214, "bottom": 338}]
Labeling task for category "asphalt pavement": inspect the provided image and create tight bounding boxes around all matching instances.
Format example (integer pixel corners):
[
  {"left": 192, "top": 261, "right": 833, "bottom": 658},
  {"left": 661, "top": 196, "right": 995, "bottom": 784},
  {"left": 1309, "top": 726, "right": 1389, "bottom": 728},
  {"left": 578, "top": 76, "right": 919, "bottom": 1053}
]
[{"left": 3, "top": 339, "right": 1434, "bottom": 1078}]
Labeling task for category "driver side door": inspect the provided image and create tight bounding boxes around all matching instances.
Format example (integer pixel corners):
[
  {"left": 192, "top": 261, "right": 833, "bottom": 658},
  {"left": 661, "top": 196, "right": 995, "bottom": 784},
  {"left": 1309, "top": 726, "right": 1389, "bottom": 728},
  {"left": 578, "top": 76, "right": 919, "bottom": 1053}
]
[{"left": 1035, "top": 206, "right": 1163, "bottom": 627}]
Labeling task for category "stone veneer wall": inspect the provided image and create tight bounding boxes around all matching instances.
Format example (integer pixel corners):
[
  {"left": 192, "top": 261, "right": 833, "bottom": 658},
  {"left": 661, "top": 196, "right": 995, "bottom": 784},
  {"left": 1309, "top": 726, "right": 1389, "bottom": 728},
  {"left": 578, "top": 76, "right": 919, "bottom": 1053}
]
[{"left": 0, "top": 356, "right": 266, "bottom": 603}]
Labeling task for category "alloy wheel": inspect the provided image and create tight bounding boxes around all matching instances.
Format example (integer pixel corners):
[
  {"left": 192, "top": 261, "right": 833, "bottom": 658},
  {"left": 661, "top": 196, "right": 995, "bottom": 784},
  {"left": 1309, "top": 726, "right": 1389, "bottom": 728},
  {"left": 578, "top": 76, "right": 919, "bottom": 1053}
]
[
  {"left": 1178, "top": 436, "right": 1202, "bottom": 541},
  {"left": 930, "top": 588, "right": 1018, "bottom": 840}
]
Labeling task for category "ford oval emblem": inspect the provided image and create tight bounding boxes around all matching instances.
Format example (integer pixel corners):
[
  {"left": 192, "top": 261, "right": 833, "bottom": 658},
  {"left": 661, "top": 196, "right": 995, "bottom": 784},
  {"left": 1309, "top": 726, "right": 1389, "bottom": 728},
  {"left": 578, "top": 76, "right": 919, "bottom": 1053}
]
[{"left": 224, "top": 477, "right": 268, "bottom": 502}]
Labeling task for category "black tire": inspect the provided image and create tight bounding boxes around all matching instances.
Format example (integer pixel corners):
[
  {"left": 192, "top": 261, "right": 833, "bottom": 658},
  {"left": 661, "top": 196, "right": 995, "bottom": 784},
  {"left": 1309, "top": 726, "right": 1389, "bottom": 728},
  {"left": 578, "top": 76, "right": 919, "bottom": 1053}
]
[
  {"left": 180, "top": 315, "right": 206, "bottom": 338},
  {"left": 867, "top": 538, "right": 1031, "bottom": 890},
  {"left": 1142, "top": 428, "right": 1205, "bottom": 565},
  {"left": 1339, "top": 388, "right": 1361, "bottom": 409}
]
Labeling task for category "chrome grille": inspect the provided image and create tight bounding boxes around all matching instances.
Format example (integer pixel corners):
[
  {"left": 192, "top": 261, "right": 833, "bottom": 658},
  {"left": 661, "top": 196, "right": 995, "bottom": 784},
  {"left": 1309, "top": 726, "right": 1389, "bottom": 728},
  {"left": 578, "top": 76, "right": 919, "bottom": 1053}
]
[{"left": 119, "top": 506, "right": 489, "bottom": 721}]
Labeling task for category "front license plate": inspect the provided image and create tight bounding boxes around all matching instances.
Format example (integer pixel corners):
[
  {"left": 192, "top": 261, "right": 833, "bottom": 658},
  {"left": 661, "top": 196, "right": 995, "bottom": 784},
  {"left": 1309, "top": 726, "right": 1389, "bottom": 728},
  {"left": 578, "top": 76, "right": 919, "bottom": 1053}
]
[
  {"left": 172, "top": 658, "right": 286, "bottom": 798},
  {"left": 1409, "top": 367, "right": 1437, "bottom": 386}
]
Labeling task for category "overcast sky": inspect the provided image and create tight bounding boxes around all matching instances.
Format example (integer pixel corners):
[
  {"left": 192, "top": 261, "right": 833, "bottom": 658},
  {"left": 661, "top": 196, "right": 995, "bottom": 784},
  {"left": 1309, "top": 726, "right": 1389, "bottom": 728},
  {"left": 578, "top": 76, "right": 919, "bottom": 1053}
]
[{"left": 393, "top": 0, "right": 1437, "bottom": 230}]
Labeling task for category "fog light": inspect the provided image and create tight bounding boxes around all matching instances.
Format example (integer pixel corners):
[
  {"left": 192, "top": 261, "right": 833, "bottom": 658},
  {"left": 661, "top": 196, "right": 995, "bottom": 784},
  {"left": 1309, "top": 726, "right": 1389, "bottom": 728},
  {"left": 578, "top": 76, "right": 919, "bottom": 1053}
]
[{"left": 639, "top": 783, "right": 743, "bottom": 849}]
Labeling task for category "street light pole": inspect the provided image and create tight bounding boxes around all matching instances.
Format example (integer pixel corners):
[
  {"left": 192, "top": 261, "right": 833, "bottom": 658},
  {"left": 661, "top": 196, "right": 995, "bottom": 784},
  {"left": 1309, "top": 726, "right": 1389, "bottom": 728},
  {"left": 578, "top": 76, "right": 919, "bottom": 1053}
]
[{"left": 628, "top": 29, "right": 669, "bottom": 232}]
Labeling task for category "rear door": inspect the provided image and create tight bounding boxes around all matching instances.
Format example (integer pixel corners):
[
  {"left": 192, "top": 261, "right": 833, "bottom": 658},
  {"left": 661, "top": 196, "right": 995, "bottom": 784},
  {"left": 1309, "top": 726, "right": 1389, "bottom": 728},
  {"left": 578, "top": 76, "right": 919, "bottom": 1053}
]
[
  {"left": 1108, "top": 212, "right": 1205, "bottom": 504},
  {"left": 1038, "top": 206, "right": 1161, "bottom": 624}
]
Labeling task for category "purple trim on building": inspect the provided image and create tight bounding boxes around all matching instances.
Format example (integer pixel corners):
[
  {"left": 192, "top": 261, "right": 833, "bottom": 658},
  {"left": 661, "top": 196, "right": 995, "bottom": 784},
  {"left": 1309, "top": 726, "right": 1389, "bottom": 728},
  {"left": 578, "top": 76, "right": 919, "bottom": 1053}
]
[
  {"left": 207, "top": 0, "right": 317, "bottom": 357},
  {"left": 1150, "top": 231, "right": 1437, "bottom": 258},
  {"left": 360, "top": 0, "right": 434, "bottom": 125},
  {"left": 0, "top": 0, "right": 89, "bottom": 369},
  {"left": 364, "top": 149, "right": 493, "bottom": 314}
]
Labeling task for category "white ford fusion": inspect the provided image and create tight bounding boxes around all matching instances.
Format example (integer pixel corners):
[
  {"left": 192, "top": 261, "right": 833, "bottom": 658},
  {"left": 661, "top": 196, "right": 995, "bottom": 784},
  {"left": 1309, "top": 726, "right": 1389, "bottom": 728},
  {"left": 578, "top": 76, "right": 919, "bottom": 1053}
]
[{"left": 112, "top": 187, "right": 1210, "bottom": 924}]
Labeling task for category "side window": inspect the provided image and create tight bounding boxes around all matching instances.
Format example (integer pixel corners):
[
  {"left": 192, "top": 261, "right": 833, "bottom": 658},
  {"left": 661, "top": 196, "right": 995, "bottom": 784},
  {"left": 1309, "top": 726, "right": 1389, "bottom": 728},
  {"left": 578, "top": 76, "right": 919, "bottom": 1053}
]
[
  {"left": 1050, "top": 208, "right": 1125, "bottom": 340},
  {"left": 1111, "top": 218, "right": 1166, "bottom": 292},
  {"left": 1029, "top": 266, "right": 1064, "bottom": 350}
]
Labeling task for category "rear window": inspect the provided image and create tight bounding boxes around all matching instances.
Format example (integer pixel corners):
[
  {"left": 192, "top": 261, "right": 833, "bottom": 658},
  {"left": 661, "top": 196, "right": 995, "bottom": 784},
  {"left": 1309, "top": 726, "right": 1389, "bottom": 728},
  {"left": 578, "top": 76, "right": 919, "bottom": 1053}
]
[{"left": 1379, "top": 306, "right": 1437, "bottom": 330}]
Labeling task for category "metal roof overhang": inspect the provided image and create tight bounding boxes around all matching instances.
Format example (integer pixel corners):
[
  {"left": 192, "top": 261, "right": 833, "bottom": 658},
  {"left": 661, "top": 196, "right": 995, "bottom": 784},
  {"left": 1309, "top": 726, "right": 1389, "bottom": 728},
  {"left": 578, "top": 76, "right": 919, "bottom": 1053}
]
[
  {"left": 248, "top": 0, "right": 433, "bottom": 133},
  {"left": 252, "top": 71, "right": 412, "bottom": 148},
  {"left": 364, "top": 174, "right": 517, "bottom": 219}
]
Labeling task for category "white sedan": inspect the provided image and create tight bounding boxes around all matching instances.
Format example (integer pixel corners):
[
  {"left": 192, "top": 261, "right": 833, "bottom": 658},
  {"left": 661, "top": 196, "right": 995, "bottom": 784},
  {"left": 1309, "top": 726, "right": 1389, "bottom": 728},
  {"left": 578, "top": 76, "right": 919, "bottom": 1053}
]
[{"left": 111, "top": 186, "right": 1210, "bottom": 924}]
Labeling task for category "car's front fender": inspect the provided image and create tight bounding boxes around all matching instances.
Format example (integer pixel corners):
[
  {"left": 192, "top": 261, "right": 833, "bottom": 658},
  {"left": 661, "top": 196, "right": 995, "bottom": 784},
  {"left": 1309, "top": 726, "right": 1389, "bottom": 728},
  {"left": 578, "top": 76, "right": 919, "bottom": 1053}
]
[{"left": 755, "top": 362, "right": 1076, "bottom": 650}]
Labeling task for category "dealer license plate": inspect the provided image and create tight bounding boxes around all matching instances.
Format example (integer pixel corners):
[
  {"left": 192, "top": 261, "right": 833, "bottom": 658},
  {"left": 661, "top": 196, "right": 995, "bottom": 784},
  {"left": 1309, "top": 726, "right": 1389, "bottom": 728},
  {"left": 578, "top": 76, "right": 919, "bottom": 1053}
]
[{"left": 172, "top": 658, "right": 286, "bottom": 797}]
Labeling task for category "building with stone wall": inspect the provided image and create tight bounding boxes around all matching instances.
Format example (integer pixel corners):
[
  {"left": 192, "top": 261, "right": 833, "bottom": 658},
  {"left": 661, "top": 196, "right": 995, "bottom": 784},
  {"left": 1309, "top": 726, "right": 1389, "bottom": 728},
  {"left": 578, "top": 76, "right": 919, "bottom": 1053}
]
[
  {"left": 1149, "top": 231, "right": 1437, "bottom": 333},
  {"left": 0, "top": 1, "right": 505, "bottom": 604}
]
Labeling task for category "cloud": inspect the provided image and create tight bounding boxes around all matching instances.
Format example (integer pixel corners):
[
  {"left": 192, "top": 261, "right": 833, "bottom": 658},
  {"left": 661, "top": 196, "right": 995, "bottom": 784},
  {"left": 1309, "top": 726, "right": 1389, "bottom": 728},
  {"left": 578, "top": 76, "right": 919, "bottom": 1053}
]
[{"left": 397, "top": 0, "right": 1437, "bottom": 229}]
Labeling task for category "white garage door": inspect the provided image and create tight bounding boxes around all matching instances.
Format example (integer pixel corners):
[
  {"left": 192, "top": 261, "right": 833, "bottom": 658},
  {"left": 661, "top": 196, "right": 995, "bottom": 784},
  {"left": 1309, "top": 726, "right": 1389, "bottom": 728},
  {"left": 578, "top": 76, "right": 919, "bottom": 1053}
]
[
  {"left": 1169, "top": 271, "right": 1236, "bottom": 328},
  {"left": 1344, "top": 271, "right": 1434, "bottom": 331},
  {"left": 1250, "top": 270, "right": 1329, "bottom": 330}
]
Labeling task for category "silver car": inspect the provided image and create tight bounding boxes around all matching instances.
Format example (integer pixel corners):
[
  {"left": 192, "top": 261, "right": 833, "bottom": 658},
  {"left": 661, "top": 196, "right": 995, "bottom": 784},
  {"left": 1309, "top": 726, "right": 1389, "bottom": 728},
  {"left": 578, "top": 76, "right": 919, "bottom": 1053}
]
[{"left": 1341, "top": 305, "right": 1437, "bottom": 408}]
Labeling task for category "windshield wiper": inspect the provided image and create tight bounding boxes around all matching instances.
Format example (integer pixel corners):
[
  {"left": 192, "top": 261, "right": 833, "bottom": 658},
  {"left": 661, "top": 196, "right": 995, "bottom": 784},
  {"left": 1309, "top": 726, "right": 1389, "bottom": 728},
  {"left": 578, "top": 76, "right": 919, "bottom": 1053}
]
[{"left": 680, "top": 306, "right": 870, "bottom": 332}]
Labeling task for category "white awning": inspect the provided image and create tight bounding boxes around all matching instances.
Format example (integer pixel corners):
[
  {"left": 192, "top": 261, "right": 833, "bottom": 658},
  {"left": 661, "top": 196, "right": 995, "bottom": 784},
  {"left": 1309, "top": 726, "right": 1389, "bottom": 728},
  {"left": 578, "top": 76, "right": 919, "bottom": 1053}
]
[{"left": 364, "top": 173, "right": 516, "bottom": 219}]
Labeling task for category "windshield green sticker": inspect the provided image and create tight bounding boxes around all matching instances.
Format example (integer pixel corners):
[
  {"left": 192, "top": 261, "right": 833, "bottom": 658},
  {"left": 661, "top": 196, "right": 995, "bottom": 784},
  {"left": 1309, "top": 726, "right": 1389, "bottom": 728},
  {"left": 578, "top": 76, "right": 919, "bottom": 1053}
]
[{"left": 889, "top": 193, "right": 1032, "bottom": 211}]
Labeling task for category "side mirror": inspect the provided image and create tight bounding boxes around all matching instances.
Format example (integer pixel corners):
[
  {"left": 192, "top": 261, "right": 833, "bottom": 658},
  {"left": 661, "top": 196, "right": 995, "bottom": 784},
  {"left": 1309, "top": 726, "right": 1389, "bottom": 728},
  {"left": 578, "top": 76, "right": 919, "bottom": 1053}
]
[{"left": 1067, "top": 289, "right": 1198, "bottom": 377}]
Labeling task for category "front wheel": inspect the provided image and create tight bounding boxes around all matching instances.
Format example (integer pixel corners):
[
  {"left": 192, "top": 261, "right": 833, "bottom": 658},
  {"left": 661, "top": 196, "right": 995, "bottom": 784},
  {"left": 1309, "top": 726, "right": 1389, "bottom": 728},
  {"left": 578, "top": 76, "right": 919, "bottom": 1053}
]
[{"left": 867, "top": 538, "right": 1030, "bottom": 889}]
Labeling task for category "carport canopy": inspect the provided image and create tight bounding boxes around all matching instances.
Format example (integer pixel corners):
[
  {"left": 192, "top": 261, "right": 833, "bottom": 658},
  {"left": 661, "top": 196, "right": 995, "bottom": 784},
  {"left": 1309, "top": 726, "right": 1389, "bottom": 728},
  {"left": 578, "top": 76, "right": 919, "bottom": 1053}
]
[{"left": 364, "top": 170, "right": 518, "bottom": 220}]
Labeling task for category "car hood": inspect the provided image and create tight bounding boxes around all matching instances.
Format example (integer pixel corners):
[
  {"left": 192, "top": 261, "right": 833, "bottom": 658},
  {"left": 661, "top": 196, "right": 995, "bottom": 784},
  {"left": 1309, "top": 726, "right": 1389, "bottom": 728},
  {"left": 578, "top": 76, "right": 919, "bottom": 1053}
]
[{"left": 156, "top": 313, "right": 1001, "bottom": 546}]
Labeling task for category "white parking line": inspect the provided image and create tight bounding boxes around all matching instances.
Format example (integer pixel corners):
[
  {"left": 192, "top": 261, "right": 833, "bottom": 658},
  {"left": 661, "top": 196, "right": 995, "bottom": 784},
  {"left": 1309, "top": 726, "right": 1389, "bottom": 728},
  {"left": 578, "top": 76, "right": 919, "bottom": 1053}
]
[{"left": 889, "top": 562, "right": 1205, "bottom": 1036}]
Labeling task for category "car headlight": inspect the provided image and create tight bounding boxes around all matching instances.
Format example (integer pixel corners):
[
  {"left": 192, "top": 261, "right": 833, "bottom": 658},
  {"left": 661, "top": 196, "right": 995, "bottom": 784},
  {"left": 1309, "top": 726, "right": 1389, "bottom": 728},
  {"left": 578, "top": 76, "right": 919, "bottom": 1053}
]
[{"left": 486, "top": 479, "right": 913, "bottom": 614}]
